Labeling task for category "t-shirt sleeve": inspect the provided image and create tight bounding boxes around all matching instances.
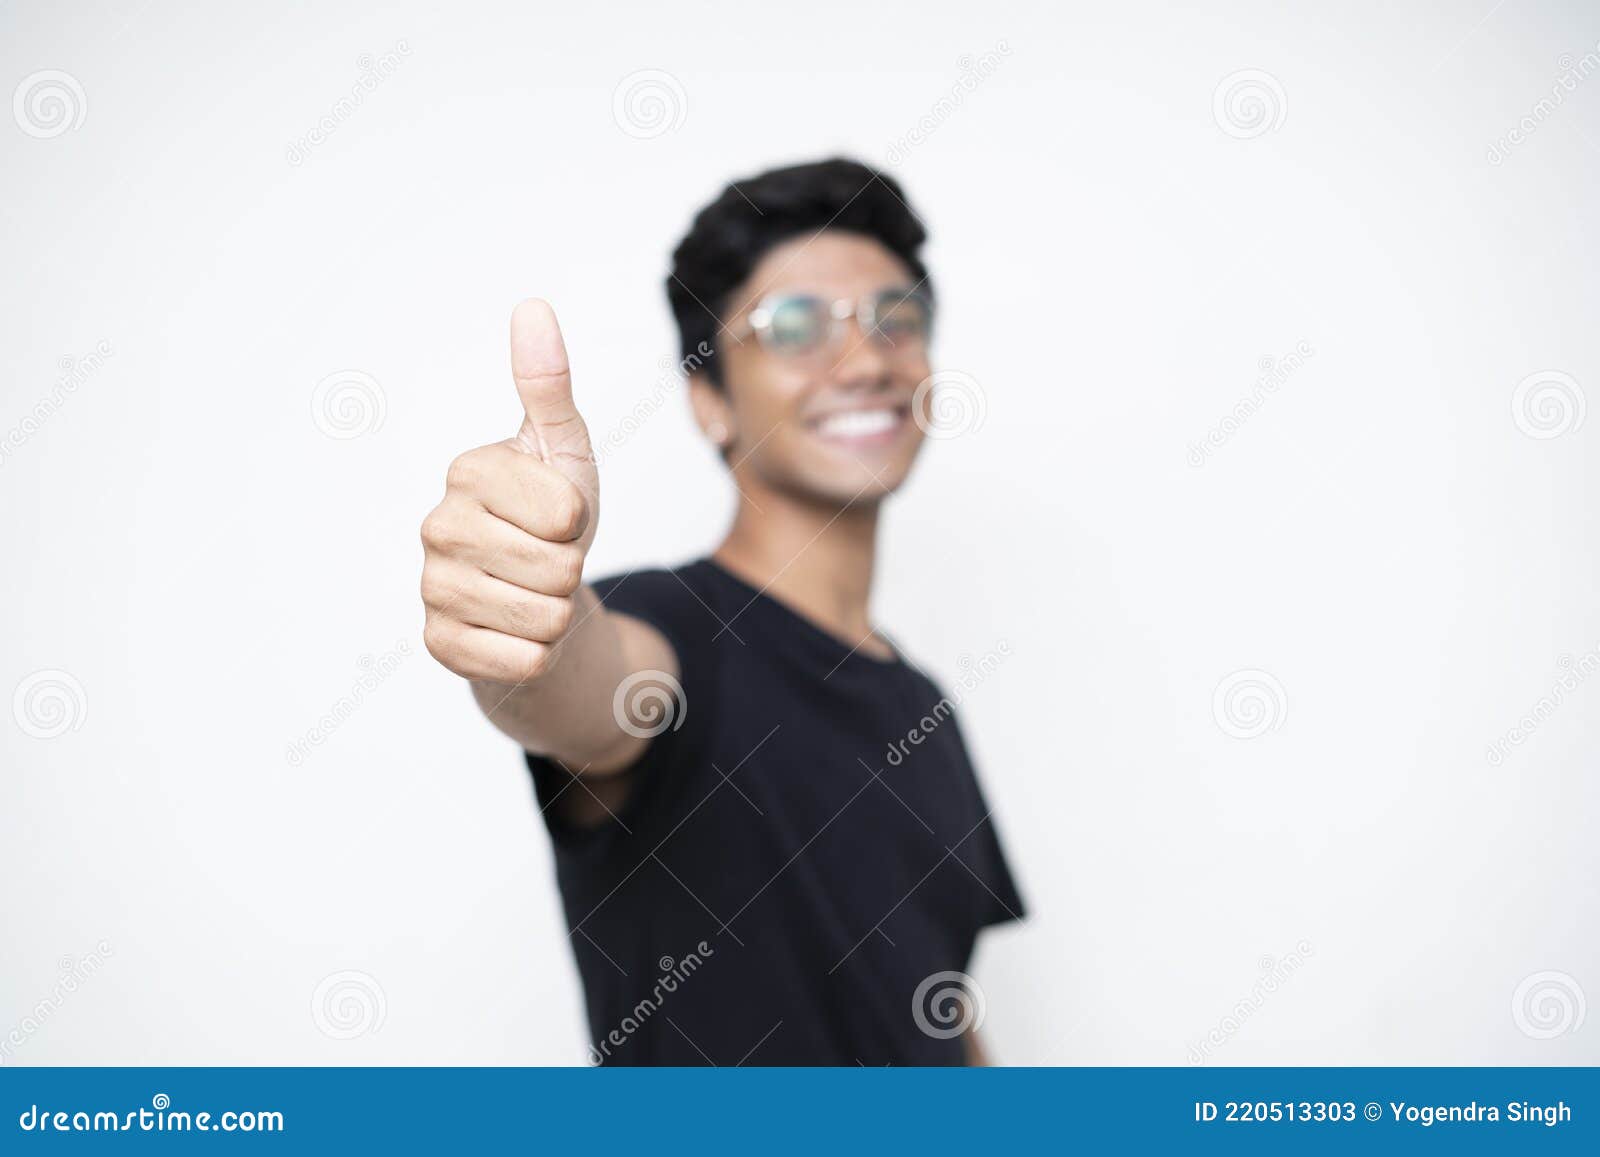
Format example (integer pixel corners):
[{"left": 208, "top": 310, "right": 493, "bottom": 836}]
[
  {"left": 967, "top": 808, "right": 1027, "bottom": 931},
  {"left": 524, "top": 567, "right": 719, "bottom": 851},
  {"left": 944, "top": 708, "right": 1028, "bottom": 933}
]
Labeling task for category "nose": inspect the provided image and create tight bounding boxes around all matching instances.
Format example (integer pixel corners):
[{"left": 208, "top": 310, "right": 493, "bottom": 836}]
[{"left": 828, "top": 317, "right": 893, "bottom": 391}]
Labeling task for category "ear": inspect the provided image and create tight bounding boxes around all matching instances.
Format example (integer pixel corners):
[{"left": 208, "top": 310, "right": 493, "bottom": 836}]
[{"left": 688, "top": 374, "right": 736, "bottom": 452}]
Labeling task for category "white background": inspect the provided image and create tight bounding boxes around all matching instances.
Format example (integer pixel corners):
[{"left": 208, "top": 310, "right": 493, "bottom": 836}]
[{"left": 2, "top": 0, "right": 1596, "bottom": 1066}]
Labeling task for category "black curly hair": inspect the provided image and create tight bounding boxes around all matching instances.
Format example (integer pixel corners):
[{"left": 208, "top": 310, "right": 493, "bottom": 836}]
[{"left": 665, "top": 158, "right": 932, "bottom": 387}]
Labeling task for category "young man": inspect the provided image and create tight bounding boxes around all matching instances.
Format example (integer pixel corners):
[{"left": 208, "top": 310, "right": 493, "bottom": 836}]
[{"left": 420, "top": 158, "right": 1023, "bottom": 1065}]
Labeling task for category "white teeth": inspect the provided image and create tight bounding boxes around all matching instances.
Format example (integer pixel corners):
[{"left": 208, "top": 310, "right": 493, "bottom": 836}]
[{"left": 815, "top": 409, "right": 900, "bottom": 438}]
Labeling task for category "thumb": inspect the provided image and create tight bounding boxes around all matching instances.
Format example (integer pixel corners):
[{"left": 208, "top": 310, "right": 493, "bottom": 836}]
[{"left": 509, "top": 298, "right": 591, "bottom": 466}]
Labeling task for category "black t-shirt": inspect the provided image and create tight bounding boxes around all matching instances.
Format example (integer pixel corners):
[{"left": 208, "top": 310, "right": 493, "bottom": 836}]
[{"left": 525, "top": 558, "right": 1024, "bottom": 1065}]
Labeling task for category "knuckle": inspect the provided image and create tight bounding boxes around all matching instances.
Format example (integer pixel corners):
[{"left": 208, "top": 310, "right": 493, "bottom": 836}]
[
  {"left": 506, "top": 531, "right": 545, "bottom": 572},
  {"left": 511, "top": 645, "right": 552, "bottom": 684},
  {"left": 506, "top": 594, "right": 567, "bottom": 641},
  {"left": 418, "top": 564, "right": 453, "bottom": 609},
  {"left": 422, "top": 621, "right": 454, "bottom": 665},
  {"left": 551, "top": 487, "right": 588, "bottom": 540},
  {"left": 502, "top": 595, "right": 540, "bottom": 639},
  {"left": 550, "top": 547, "right": 584, "bottom": 595},
  {"left": 546, "top": 596, "right": 576, "bottom": 638},
  {"left": 420, "top": 509, "right": 459, "bottom": 554},
  {"left": 445, "top": 450, "right": 482, "bottom": 493}
]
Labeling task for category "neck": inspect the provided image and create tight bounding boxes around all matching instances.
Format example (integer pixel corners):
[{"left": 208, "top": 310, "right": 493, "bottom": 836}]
[{"left": 713, "top": 483, "right": 882, "bottom": 649}]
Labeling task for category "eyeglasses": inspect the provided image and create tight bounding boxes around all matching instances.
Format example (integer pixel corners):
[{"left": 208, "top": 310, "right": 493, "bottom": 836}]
[{"left": 729, "top": 286, "right": 933, "bottom": 360}]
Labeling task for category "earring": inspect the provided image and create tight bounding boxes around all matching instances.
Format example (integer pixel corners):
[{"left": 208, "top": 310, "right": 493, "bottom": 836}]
[{"left": 707, "top": 420, "right": 730, "bottom": 446}]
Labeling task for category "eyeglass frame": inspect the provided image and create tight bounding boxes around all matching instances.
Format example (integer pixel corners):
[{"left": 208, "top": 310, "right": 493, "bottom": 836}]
[{"left": 726, "top": 285, "right": 935, "bottom": 358}]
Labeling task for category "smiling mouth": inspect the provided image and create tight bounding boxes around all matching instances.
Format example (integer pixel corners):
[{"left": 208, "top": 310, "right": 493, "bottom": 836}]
[{"left": 807, "top": 405, "right": 912, "bottom": 446}]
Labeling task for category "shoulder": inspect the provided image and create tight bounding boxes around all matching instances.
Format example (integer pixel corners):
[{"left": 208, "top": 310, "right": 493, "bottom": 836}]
[
  {"left": 589, "top": 560, "right": 729, "bottom": 655},
  {"left": 903, "top": 640, "right": 1014, "bottom": 705}
]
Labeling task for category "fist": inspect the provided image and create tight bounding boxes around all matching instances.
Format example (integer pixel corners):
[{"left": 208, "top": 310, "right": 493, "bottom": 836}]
[{"left": 421, "top": 300, "right": 600, "bottom": 684}]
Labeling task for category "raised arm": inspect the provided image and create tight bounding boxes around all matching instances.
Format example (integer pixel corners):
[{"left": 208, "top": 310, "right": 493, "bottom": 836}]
[{"left": 419, "top": 299, "right": 674, "bottom": 775}]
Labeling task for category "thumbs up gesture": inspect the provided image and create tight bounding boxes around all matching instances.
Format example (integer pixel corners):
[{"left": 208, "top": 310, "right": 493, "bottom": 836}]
[{"left": 421, "top": 300, "right": 599, "bottom": 684}]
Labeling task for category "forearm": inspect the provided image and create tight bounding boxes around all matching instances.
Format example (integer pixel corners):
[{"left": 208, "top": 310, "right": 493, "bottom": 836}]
[
  {"left": 470, "top": 587, "right": 674, "bottom": 774},
  {"left": 964, "top": 1026, "right": 989, "bottom": 1066}
]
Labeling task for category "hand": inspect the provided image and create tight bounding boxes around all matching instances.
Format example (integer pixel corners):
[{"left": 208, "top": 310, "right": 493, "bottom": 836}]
[{"left": 421, "top": 300, "right": 599, "bottom": 684}]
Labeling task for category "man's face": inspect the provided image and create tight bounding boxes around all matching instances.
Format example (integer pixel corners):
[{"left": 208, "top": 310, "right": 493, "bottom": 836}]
[{"left": 699, "top": 231, "right": 933, "bottom": 509}]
